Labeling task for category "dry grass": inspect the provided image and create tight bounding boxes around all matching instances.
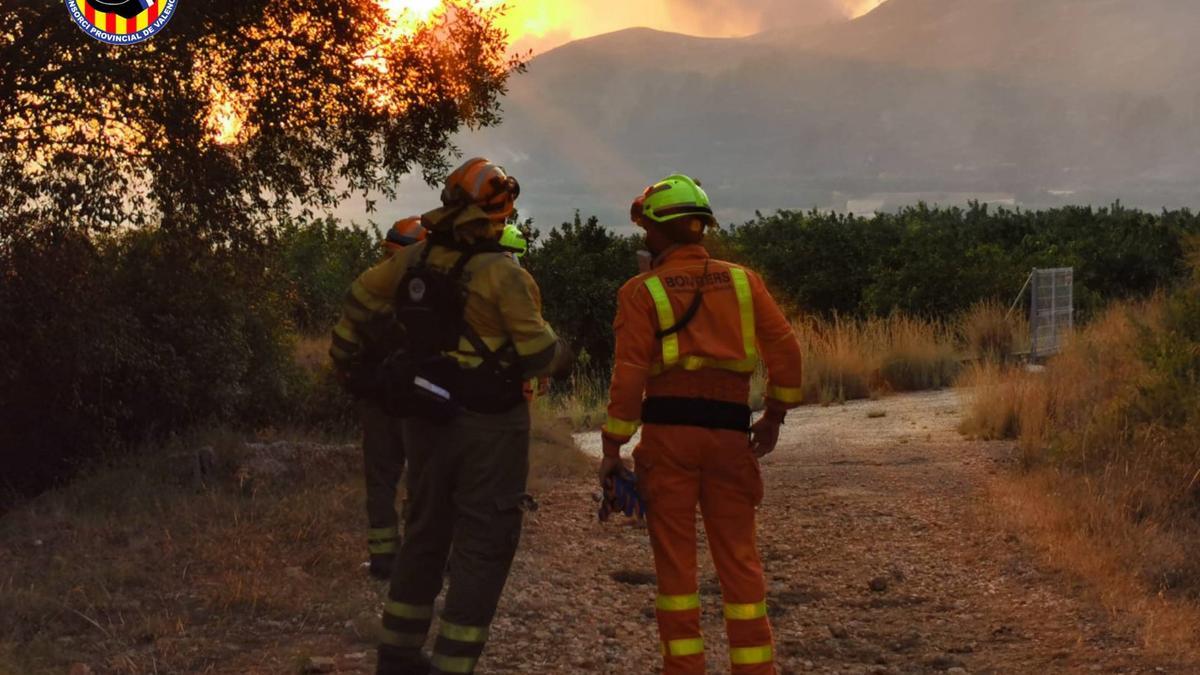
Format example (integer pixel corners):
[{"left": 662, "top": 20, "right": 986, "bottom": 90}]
[
  {"left": 795, "top": 314, "right": 960, "bottom": 404},
  {"left": 0, "top": 413, "right": 588, "bottom": 673},
  {"left": 989, "top": 471, "right": 1200, "bottom": 658},
  {"left": 529, "top": 408, "right": 593, "bottom": 490},
  {"left": 961, "top": 300, "right": 1026, "bottom": 362},
  {"left": 963, "top": 295, "right": 1200, "bottom": 657},
  {"left": 538, "top": 371, "right": 609, "bottom": 432}
]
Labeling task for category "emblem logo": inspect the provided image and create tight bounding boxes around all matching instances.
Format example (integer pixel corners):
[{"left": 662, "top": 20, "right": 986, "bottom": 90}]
[
  {"left": 408, "top": 278, "right": 427, "bottom": 303},
  {"left": 65, "top": 0, "right": 178, "bottom": 45}
]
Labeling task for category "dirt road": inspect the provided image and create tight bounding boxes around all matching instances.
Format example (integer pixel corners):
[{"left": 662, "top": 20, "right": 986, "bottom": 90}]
[
  {"left": 476, "top": 391, "right": 1187, "bottom": 674},
  {"left": 211, "top": 391, "right": 1194, "bottom": 674}
]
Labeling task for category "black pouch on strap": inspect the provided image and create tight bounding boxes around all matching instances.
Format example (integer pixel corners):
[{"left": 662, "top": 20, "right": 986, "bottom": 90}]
[{"left": 641, "top": 397, "right": 752, "bottom": 433}]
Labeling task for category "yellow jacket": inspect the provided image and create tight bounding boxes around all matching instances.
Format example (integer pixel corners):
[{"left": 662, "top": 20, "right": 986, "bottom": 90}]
[{"left": 330, "top": 240, "right": 569, "bottom": 378}]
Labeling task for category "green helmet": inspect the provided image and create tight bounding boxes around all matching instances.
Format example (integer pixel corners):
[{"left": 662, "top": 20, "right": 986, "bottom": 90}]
[
  {"left": 499, "top": 223, "right": 528, "bottom": 258},
  {"left": 637, "top": 174, "right": 715, "bottom": 225}
]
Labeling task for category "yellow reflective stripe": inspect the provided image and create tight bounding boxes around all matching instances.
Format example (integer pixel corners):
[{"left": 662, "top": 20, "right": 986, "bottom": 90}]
[
  {"left": 350, "top": 280, "right": 390, "bottom": 313},
  {"left": 439, "top": 621, "right": 489, "bottom": 643},
  {"left": 456, "top": 335, "right": 508, "bottom": 353},
  {"left": 430, "top": 654, "right": 477, "bottom": 674},
  {"left": 384, "top": 601, "right": 433, "bottom": 620},
  {"left": 661, "top": 637, "right": 705, "bottom": 657},
  {"left": 333, "top": 321, "right": 359, "bottom": 345},
  {"left": 648, "top": 355, "right": 758, "bottom": 377},
  {"left": 512, "top": 330, "right": 558, "bottom": 357},
  {"left": 723, "top": 601, "right": 768, "bottom": 620},
  {"left": 730, "top": 645, "right": 774, "bottom": 665},
  {"left": 729, "top": 267, "right": 757, "bottom": 362},
  {"left": 369, "top": 540, "right": 397, "bottom": 554},
  {"left": 603, "top": 416, "right": 641, "bottom": 437},
  {"left": 766, "top": 384, "right": 805, "bottom": 404},
  {"left": 368, "top": 527, "right": 398, "bottom": 540},
  {"left": 380, "top": 628, "right": 426, "bottom": 648},
  {"left": 656, "top": 593, "right": 701, "bottom": 612},
  {"left": 644, "top": 277, "right": 680, "bottom": 368}
]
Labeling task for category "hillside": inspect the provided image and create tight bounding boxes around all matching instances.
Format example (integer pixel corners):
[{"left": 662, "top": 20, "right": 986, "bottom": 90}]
[{"left": 371, "top": 0, "right": 1200, "bottom": 226}]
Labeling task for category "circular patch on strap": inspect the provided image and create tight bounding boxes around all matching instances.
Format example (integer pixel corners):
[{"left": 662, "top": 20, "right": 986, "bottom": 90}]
[{"left": 408, "top": 278, "right": 427, "bottom": 302}]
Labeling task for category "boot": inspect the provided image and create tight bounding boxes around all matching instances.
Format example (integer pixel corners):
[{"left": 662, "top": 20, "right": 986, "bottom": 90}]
[
  {"left": 376, "top": 646, "right": 430, "bottom": 675},
  {"left": 369, "top": 553, "right": 395, "bottom": 581}
]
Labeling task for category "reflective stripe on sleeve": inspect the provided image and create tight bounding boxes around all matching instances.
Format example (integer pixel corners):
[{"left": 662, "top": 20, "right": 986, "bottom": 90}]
[
  {"left": 730, "top": 645, "right": 774, "bottom": 665},
  {"left": 656, "top": 593, "right": 701, "bottom": 612},
  {"left": 350, "top": 280, "right": 391, "bottom": 313},
  {"left": 729, "top": 267, "right": 758, "bottom": 363},
  {"left": 512, "top": 329, "right": 559, "bottom": 357},
  {"left": 342, "top": 290, "right": 375, "bottom": 324},
  {"left": 439, "top": 621, "right": 489, "bottom": 644},
  {"left": 661, "top": 637, "right": 705, "bottom": 657},
  {"left": 384, "top": 601, "right": 433, "bottom": 620},
  {"left": 723, "top": 601, "right": 768, "bottom": 620},
  {"left": 766, "top": 384, "right": 805, "bottom": 404},
  {"left": 644, "top": 277, "right": 680, "bottom": 368},
  {"left": 603, "top": 416, "right": 641, "bottom": 438}
]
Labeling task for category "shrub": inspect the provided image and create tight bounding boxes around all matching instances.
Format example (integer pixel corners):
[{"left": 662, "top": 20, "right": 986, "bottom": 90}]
[
  {"left": 961, "top": 300, "right": 1021, "bottom": 363},
  {"left": 793, "top": 314, "right": 958, "bottom": 404},
  {"left": 879, "top": 315, "right": 960, "bottom": 391}
]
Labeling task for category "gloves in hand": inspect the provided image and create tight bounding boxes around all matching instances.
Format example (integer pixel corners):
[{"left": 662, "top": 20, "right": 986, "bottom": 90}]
[{"left": 598, "top": 466, "right": 646, "bottom": 522}]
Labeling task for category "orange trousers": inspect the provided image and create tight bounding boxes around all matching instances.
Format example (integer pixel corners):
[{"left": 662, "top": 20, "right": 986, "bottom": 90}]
[{"left": 634, "top": 424, "right": 775, "bottom": 675}]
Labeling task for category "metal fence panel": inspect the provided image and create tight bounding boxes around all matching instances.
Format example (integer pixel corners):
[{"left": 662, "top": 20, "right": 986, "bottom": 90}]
[{"left": 1029, "top": 267, "right": 1074, "bottom": 359}]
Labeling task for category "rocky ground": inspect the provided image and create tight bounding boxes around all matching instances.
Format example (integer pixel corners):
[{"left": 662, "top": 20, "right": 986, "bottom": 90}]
[{"left": 9, "top": 391, "right": 1198, "bottom": 674}]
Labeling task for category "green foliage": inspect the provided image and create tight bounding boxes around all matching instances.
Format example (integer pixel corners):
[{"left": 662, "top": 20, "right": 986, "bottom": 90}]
[
  {"left": 728, "top": 203, "right": 1200, "bottom": 318},
  {"left": 523, "top": 213, "right": 641, "bottom": 373},
  {"left": 0, "top": 224, "right": 302, "bottom": 496},
  {"left": 1134, "top": 247, "right": 1200, "bottom": 432},
  {"left": 277, "top": 218, "right": 381, "bottom": 332}
]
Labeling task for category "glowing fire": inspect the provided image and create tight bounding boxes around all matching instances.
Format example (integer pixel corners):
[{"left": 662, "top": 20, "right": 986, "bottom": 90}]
[
  {"left": 377, "top": 0, "right": 447, "bottom": 39},
  {"left": 205, "top": 0, "right": 892, "bottom": 144},
  {"left": 207, "top": 93, "right": 244, "bottom": 146}
]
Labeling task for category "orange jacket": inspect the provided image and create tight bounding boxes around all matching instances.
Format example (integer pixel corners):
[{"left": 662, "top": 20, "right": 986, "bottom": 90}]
[{"left": 603, "top": 245, "right": 804, "bottom": 446}]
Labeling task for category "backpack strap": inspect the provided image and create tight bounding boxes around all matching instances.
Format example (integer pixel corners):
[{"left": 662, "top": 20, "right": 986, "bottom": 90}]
[
  {"left": 654, "top": 259, "right": 709, "bottom": 340},
  {"left": 443, "top": 243, "right": 519, "bottom": 377}
]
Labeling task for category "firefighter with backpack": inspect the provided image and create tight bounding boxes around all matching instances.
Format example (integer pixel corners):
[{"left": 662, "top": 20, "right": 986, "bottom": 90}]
[
  {"left": 337, "top": 217, "right": 428, "bottom": 581},
  {"left": 330, "top": 158, "right": 573, "bottom": 675},
  {"left": 599, "top": 175, "right": 805, "bottom": 675}
]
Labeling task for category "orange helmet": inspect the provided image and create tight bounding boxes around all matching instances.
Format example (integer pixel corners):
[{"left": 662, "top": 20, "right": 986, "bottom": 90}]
[
  {"left": 441, "top": 158, "right": 520, "bottom": 222},
  {"left": 382, "top": 216, "right": 426, "bottom": 251}
]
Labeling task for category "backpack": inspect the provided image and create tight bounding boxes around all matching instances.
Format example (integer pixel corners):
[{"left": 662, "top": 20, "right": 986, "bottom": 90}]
[{"left": 378, "top": 240, "right": 524, "bottom": 422}]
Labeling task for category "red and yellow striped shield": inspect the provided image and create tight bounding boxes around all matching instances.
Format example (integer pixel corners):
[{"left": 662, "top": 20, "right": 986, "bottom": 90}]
[{"left": 75, "top": 0, "right": 166, "bottom": 35}]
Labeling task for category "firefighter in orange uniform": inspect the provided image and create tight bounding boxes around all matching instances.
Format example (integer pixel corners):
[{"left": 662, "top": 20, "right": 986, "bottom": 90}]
[{"left": 599, "top": 175, "right": 805, "bottom": 675}]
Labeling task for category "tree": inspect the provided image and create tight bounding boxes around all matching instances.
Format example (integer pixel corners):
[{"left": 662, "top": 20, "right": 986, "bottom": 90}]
[
  {"left": 0, "top": 0, "right": 519, "bottom": 498},
  {"left": 523, "top": 213, "right": 641, "bottom": 372},
  {"left": 0, "top": 0, "right": 519, "bottom": 238}
]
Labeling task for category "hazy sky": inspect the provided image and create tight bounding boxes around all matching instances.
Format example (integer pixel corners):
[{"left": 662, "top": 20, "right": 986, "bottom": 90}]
[{"left": 494, "top": 0, "right": 889, "bottom": 54}]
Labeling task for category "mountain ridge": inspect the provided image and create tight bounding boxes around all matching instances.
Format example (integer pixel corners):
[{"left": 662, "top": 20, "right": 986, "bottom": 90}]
[{"left": 363, "top": 0, "right": 1200, "bottom": 226}]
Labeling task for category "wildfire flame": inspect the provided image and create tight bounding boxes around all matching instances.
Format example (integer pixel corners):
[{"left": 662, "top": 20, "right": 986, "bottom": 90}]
[
  {"left": 205, "top": 0, "right": 891, "bottom": 144},
  {"left": 377, "top": 0, "right": 449, "bottom": 40},
  {"left": 208, "top": 93, "right": 244, "bottom": 146}
]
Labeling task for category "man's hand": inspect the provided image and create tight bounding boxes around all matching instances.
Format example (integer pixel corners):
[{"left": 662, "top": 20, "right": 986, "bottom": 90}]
[
  {"left": 750, "top": 407, "right": 786, "bottom": 458},
  {"left": 598, "top": 436, "right": 628, "bottom": 488}
]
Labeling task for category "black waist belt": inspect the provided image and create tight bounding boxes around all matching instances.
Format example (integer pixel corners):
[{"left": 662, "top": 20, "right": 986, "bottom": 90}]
[{"left": 641, "top": 397, "right": 751, "bottom": 433}]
